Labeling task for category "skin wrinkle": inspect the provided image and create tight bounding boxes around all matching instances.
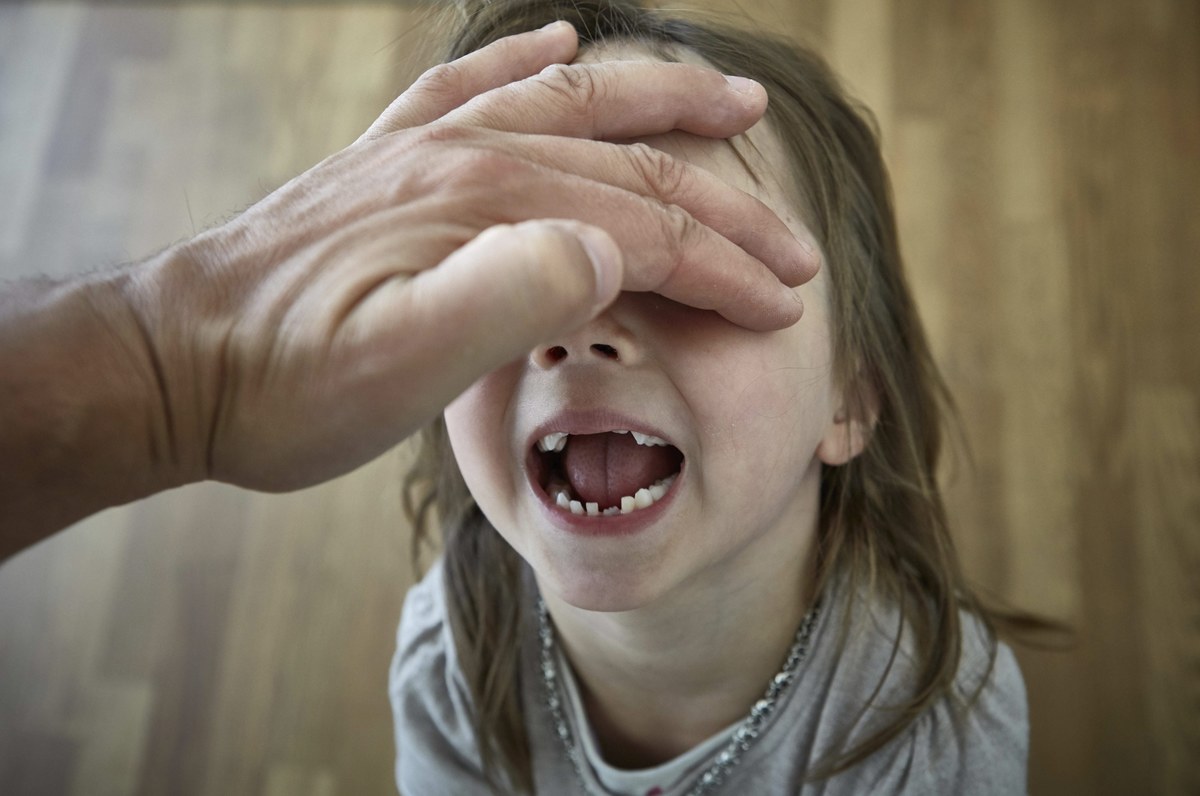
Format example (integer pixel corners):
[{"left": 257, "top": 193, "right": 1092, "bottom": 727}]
[{"left": 584, "top": 40, "right": 768, "bottom": 194}]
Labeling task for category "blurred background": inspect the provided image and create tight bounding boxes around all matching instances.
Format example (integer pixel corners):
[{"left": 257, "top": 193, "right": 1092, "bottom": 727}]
[{"left": 0, "top": 1, "right": 1195, "bottom": 794}]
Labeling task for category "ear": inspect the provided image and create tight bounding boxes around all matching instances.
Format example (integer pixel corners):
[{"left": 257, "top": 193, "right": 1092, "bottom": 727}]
[{"left": 816, "top": 385, "right": 879, "bottom": 467}]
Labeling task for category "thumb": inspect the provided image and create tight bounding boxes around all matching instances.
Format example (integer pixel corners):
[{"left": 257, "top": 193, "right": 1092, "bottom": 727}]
[{"left": 387, "top": 220, "right": 622, "bottom": 408}]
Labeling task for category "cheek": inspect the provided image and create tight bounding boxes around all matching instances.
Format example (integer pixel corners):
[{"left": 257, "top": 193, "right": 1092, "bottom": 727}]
[
  {"left": 444, "top": 368, "right": 521, "bottom": 507},
  {"left": 677, "top": 325, "right": 835, "bottom": 483}
]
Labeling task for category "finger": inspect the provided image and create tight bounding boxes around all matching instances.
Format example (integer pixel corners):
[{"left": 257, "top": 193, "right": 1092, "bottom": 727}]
[
  {"left": 447, "top": 60, "right": 768, "bottom": 140},
  {"left": 456, "top": 161, "right": 803, "bottom": 330},
  {"left": 359, "top": 22, "right": 579, "bottom": 142},
  {"left": 335, "top": 156, "right": 804, "bottom": 330},
  {"left": 466, "top": 132, "right": 821, "bottom": 288},
  {"left": 295, "top": 144, "right": 803, "bottom": 331},
  {"left": 348, "top": 220, "right": 622, "bottom": 418}
]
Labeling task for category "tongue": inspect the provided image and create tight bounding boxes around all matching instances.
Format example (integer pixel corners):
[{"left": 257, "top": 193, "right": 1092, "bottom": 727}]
[{"left": 563, "top": 432, "right": 680, "bottom": 507}]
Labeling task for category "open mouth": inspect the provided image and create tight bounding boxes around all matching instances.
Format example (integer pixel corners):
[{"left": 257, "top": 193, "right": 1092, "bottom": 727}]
[{"left": 529, "top": 430, "right": 685, "bottom": 517}]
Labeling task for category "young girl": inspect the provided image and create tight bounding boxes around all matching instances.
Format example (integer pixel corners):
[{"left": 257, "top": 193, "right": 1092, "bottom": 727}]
[{"left": 392, "top": 1, "right": 1028, "bottom": 793}]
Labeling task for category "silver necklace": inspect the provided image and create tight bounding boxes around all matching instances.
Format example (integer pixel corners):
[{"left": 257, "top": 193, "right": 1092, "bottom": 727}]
[{"left": 537, "top": 597, "right": 822, "bottom": 796}]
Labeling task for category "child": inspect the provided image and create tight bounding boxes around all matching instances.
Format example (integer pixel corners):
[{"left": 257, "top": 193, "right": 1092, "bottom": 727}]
[{"left": 392, "top": 1, "right": 1028, "bottom": 793}]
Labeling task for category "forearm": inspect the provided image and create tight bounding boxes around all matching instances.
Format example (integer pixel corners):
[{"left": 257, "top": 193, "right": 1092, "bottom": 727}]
[{"left": 0, "top": 258, "right": 190, "bottom": 562}]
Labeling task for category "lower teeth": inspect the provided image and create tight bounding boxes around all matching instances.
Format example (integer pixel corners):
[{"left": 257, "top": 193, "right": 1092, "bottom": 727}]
[{"left": 550, "top": 473, "right": 677, "bottom": 516}]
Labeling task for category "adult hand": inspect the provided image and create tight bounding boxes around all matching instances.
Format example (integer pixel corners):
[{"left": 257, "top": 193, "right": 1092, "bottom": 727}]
[{"left": 0, "top": 21, "right": 819, "bottom": 557}]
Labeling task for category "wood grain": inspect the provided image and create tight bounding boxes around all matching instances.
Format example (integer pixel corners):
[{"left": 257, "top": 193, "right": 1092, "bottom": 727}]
[{"left": 1, "top": 2, "right": 1196, "bottom": 794}]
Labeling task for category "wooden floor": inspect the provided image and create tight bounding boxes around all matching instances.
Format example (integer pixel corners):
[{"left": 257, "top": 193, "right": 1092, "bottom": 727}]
[{"left": 0, "top": 2, "right": 1196, "bottom": 794}]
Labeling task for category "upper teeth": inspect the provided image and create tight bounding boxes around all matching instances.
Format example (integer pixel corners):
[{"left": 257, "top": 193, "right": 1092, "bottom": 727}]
[
  {"left": 630, "top": 431, "right": 669, "bottom": 447},
  {"left": 538, "top": 432, "right": 568, "bottom": 452},
  {"left": 537, "top": 429, "right": 670, "bottom": 452}
]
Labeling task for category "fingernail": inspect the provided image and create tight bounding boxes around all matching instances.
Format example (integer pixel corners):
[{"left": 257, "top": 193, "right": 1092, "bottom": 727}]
[
  {"left": 790, "top": 289, "right": 805, "bottom": 320},
  {"left": 802, "top": 237, "right": 824, "bottom": 276},
  {"left": 724, "top": 75, "right": 764, "bottom": 96},
  {"left": 796, "top": 236, "right": 820, "bottom": 266},
  {"left": 575, "top": 226, "right": 622, "bottom": 315},
  {"left": 540, "top": 20, "right": 571, "bottom": 33}
]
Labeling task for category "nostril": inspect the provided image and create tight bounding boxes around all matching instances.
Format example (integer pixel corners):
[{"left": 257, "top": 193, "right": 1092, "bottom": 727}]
[
  {"left": 545, "top": 345, "right": 568, "bottom": 363},
  {"left": 591, "top": 344, "right": 619, "bottom": 360}
]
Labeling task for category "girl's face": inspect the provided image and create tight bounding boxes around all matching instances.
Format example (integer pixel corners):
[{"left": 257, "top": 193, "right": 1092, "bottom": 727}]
[{"left": 445, "top": 51, "right": 857, "bottom": 613}]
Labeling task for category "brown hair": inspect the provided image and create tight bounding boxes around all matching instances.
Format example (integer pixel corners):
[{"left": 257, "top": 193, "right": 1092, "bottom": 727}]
[{"left": 405, "top": 1, "right": 1059, "bottom": 792}]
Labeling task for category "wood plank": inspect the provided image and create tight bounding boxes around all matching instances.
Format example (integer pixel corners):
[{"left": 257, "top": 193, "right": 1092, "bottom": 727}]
[
  {"left": 0, "top": 4, "right": 89, "bottom": 268},
  {"left": 0, "top": 2, "right": 1196, "bottom": 794},
  {"left": 1130, "top": 388, "right": 1200, "bottom": 796}
]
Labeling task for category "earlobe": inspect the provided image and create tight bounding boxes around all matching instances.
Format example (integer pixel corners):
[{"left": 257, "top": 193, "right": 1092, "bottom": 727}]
[
  {"left": 816, "top": 392, "right": 878, "bottom": 466},
  {"left": 816, "top": 416, "right": 870, "bottom": 466}
]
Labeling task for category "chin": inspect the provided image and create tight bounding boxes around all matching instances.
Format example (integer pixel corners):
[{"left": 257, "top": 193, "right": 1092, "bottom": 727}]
[{"left": 531, "top": 545, "right": 673, "bottom": 614}]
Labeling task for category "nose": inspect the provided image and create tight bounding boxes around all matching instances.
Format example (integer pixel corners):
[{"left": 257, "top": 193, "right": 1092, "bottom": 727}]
[{"left": 530, "top": 313, "right": 643, "bottom": 370}]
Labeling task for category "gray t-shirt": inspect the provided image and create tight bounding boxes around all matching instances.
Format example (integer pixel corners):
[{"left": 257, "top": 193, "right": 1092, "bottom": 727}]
[{"left": 390, "top": 560, "right": 1028, "bottom": 795}]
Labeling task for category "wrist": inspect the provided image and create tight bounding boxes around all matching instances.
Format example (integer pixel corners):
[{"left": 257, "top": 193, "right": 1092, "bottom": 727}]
[
  {"left": 0, "top": 259, "right": 200, "bottom": 554},
  {"left": 113, "top": 239, "right": 224, "bottom": 491}
]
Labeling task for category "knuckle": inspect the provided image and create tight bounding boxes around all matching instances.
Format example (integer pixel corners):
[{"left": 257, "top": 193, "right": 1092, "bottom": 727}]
[
  {"left": 626, "top": 142, "right": 688, "bottom": 200},
  {"left": 658, "top": 203, "right": 700, "bottom": 269},
  {"left": 465, "top": 148, "right": 524, "bottom": 182},
  {"left": 406, "top": 122, "right": 470, "bottom": 149},
  {"left": 412, "top": 62, "right": 464, "bottom": 103},
  {"left": 439, "top": 147, "right": 525, "bottom": 191},
  {"left": 534, "top": 62, "right": 602, "bottom": 112}
]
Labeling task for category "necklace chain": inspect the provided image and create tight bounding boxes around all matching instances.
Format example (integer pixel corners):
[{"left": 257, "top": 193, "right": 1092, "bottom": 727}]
[{"left": 537, "top": 597, "right": 822, "bottom": 796}]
